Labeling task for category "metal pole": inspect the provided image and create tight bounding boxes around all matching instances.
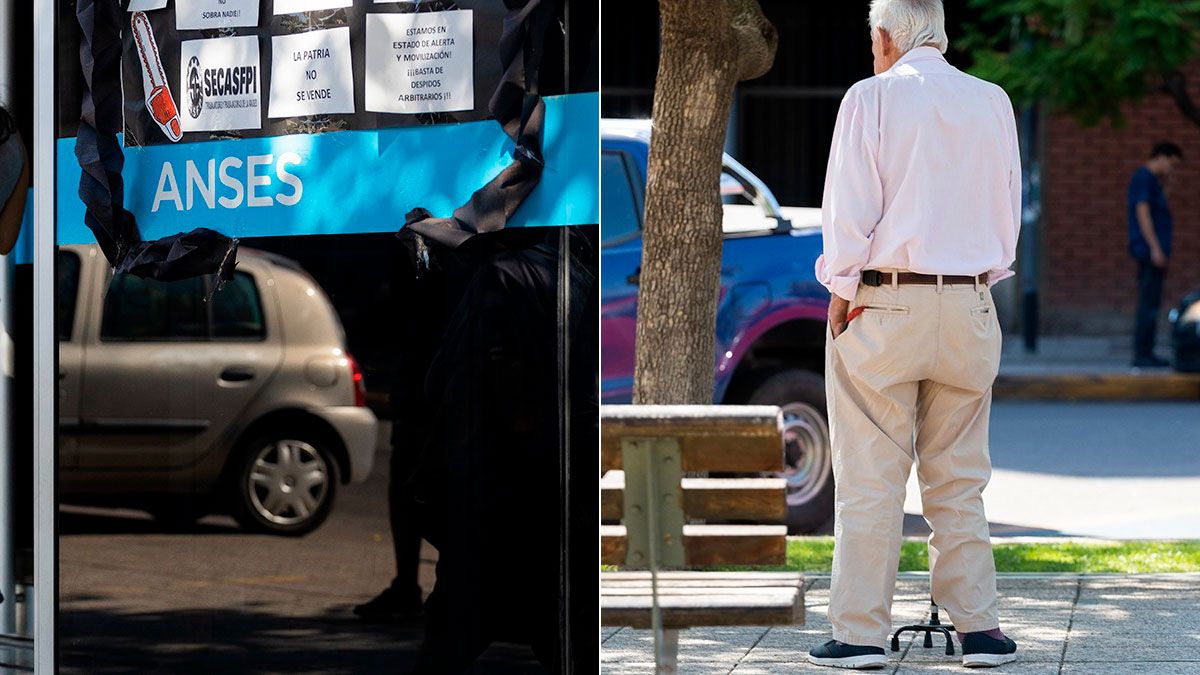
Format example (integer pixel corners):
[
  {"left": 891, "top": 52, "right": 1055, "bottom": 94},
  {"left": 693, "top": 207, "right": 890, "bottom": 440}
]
[
  {"left": 0, "top": 0, "right": 17, "bottom": 637},
  {"left": 1019, "top": 103, "right": 1041, "bottom": 353},
  {"left": 556, "top": 226, "right": 573, "bottom": 672},
  {"left": 33, "top": 0, "right": 57, "bottom": 669}
]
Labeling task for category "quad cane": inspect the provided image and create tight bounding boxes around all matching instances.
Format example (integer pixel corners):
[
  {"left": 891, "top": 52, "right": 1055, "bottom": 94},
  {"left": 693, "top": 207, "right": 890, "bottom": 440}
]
[{"left": 891, "top": 597, "right": 955, "bottom": 656}]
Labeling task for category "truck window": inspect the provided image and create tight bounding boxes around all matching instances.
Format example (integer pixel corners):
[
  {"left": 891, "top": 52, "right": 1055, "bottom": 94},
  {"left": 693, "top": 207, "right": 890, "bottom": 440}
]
[
  {"left": 601, "top": 150, "right": 642, "bottom": 246},
  {"left": 57, "top": 251, "right": 81, "bottom": 341},
  {"left": 210, "top": 273, "right": 265, "bottom": 339},
  {"left": 100, "top": 274, "right": 207, "bottom": 341}
]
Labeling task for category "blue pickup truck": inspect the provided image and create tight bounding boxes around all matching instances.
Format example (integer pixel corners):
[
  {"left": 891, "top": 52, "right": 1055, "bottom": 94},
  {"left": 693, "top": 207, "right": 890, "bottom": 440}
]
[{"left": 601, "top": 119, "right": 835, "bottom": 532}]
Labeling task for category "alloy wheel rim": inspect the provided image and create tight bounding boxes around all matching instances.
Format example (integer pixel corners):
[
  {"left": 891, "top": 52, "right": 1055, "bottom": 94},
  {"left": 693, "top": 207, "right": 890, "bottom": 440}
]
[
  {"left": 247, "top": 440, "right": 329, "bottom": 526},
  {"left": 780, "top": 401, "right": 832, "bottom": 506}
]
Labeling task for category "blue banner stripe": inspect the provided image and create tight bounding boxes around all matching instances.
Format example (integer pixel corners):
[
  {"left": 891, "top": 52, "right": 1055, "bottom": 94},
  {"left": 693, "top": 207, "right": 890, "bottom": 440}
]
[{"left": 55, "top": 92, "right": 597, "bottom": 245}]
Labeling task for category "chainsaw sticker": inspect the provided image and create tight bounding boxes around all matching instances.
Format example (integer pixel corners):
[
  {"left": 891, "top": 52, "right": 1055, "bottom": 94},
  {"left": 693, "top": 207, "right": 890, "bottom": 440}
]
[{"left": 131, "top": 11, "right": 183, "bottom": 142}]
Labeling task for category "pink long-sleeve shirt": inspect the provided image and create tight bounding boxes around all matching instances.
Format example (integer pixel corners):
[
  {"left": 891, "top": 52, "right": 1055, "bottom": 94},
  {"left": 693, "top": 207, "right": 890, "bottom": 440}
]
[{"left": 815, "top": 46, "right": 1023, "bottom": 302}]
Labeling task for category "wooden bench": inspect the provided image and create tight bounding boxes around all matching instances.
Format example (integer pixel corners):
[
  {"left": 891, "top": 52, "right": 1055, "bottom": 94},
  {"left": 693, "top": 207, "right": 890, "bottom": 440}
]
[{"left": 600, "top": 405, "right": 804, "bottom": 671}]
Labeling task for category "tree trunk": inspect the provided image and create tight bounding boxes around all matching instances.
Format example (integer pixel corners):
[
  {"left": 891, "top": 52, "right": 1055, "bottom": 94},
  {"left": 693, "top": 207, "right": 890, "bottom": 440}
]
[
  {"left": 1161, "top": 70, "right": 1200, "bottom": 129},
  {"left": 632, "top": 0, "right": 776, "bottom": 405}
]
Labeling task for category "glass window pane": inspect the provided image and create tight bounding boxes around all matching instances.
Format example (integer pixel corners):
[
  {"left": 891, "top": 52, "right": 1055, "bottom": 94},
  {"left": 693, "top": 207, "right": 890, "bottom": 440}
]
[
  {"left": 211, "top": 273, "right": 265, "bottom": 339},
  {"left": 99, "top": 275, "right": 207, "bottom": 341}
]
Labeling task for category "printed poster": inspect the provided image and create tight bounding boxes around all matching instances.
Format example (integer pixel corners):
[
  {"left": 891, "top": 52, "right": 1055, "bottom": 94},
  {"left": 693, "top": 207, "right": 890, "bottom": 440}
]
[
  {"left": 127, "top": 0, "right": 169, "bottom": 11},
  {"left": 273, "top": 0, "right": 353, "bottom": 14},
  {"left": 180, "top": 35, "right": 263, "bottom": 132},
  {"left": 269, "top": 27, "right": 355, "bottom": 117},
  {"left": 176, "top": 0, "right": 260, "bottom": 30},
  {"left": 365, "top": 10, "right": 474, "bottom": 114}
]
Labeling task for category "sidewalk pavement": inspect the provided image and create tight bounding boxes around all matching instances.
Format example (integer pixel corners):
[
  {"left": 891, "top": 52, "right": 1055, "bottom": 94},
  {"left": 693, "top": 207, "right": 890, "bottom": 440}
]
[
  {"left": 601, "top": 573, "right": 1200, "bottom": 673},
  {"left": 996, "top": 337, "right": 1200, "bottom": 400}
]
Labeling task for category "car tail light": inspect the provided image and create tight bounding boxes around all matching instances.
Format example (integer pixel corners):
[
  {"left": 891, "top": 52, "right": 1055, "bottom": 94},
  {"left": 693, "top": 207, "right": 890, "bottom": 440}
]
[{"left": 346, "top": 353, "right": 366, "bottom": 407}]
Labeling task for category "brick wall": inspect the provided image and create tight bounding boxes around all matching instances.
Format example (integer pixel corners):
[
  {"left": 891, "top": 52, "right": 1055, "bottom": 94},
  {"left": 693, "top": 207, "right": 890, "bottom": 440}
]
[{"left": 1042, "top": 64, "right": 1200, "bottom": 335}]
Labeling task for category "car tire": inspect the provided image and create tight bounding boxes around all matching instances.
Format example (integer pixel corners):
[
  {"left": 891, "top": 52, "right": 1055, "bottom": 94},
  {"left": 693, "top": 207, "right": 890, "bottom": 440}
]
[
  {"left": 229, "top": 430, "right": 340, "bottom": 536},
  {"left": 744, "top": 368, "right": 835, "bottom": 534}
]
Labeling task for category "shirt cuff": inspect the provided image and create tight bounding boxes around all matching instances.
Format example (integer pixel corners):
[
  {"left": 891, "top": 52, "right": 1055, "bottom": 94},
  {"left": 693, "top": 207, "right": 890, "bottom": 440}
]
[
  {"left": 987, "top": 268, "right": 1015, "bottom": 285},
  {"left": 815, "top": 255, "right": 860, "bottom": 302}
]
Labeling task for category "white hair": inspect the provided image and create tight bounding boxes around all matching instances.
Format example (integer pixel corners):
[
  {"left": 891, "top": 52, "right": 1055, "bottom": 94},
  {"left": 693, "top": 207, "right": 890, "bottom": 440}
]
[{"left": 869, "top": 0, "right": 949, "bottom": 54}]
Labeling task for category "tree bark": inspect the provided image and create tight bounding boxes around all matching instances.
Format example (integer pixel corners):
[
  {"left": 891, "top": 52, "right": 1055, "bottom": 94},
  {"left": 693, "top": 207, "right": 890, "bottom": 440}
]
[{"left": 632, "top": 0, "right": 776, "bottom": 405}]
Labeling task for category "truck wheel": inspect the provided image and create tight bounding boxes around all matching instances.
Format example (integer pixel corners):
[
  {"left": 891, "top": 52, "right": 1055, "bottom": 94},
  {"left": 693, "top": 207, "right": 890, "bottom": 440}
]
[
  {"left": 229, "top": 431, "right": 339, "bottom": 536},
  {"left": 745, "top": 369, "right": 834, "bottom": 534}
]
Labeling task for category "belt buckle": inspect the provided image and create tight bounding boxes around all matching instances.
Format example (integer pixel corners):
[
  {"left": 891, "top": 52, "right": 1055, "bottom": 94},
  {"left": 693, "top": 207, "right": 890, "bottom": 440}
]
[{"left": 862, "top": 270, "right": 884, "bottom": 287}]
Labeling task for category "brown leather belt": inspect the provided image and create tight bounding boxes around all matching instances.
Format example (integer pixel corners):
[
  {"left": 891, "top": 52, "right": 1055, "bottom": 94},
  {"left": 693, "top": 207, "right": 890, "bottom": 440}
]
[{"left": 861, "top": 270, "right": 985, "bottom": 287}]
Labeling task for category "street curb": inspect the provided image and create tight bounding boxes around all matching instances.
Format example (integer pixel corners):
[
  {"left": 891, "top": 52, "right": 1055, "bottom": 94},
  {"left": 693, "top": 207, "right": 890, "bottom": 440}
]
[
  {"left": 800, "top": 572, "right": 1200, "bottom": 579},
  {"left": 993, "top": 372, "right": 1200, "bottom": 401}
]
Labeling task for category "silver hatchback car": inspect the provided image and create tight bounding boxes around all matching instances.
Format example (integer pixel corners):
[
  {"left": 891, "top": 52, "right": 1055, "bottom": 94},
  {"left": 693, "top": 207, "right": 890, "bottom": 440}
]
[{"left": 57, "top": 244, "right": 378, "bottom": 535}]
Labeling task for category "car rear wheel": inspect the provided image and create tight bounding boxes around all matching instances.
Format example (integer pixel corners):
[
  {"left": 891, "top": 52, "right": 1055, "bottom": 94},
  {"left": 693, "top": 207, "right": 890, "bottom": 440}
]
[
  {"left": 230, "top": 433, "right": 339, "bottom": 536},
  {"left": 744, "top": 368, "right": 834, "bottom": 533}
]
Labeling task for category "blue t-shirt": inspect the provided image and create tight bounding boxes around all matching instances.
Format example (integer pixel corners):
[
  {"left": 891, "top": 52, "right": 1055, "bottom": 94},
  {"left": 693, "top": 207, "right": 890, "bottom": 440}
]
[{"left": 1127, "top": 166, "right": 1172, "bottom": 259}]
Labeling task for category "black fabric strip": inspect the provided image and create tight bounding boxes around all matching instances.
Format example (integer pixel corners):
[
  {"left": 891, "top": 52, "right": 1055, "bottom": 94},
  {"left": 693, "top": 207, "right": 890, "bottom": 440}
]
[
  {"left": 75, "top": 0, "right": 237, "bottom": 283},
  {"left": 401, "top": 0, "right": 554, "bottom": 249}
]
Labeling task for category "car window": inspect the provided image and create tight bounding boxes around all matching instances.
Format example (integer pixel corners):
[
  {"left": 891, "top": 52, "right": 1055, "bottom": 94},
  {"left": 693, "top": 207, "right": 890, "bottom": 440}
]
[
  {"left": 211, "top": 273, "right": 265, "bottom": 339},
  {"left": 721, "top": 169, "right": 756, "bottom": 206},
  {"left": 601, "top": 150, "right": 642, "bottom": 246},
  {"left": 101, "top": 274, "right": 207, "bottom": 341},
  {"left": 57, "top": 251, "right": 81, "bottom": 342}
]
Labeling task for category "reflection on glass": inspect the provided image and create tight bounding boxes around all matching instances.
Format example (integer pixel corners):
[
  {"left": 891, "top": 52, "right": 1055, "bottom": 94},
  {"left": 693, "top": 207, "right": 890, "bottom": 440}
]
[{"left": 57, "top": 228, "right": 597, "bottom": 673}]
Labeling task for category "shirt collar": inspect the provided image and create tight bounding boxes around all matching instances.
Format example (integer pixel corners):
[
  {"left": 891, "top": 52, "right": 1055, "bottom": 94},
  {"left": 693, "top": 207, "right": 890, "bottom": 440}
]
[{"left": 891, "top": 46, "right": 948, "bottom": 71}]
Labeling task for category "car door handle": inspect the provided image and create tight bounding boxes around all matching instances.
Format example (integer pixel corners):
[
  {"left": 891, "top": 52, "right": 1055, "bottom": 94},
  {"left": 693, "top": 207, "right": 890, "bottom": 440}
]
[
  {"left": 626, "top": 266, "right": 641, "bottom": 286},
  {"left": 219, "top": 366, "right": 256, "bottom": 382}
]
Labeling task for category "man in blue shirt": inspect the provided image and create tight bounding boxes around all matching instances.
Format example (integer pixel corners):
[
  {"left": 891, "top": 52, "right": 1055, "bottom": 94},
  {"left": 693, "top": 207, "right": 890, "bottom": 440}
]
[{"left": 1128, "top": 142, "right": 1183, "bottom": 367}]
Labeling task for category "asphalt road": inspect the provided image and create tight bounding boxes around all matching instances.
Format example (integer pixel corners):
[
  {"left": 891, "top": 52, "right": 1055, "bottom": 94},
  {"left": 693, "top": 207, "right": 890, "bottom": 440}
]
[
  {"left": 902, "top": 401, "right": 1200, "bottom": 539},
  {"left": 58, "top": 423, "right": 546, "bottom": 674}
]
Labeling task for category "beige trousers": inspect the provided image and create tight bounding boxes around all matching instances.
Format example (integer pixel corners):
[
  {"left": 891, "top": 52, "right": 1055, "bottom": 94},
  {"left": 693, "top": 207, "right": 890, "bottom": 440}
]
[{"left": 825, "top": 276, "right": 1002, "bottom": 649}]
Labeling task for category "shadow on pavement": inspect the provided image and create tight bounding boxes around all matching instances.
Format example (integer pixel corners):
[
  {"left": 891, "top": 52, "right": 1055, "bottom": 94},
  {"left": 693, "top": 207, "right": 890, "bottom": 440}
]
[
  {"left": 59, "top": 506, "right": 245, "bottom": 536},
  {"left": 59, "top": 606, "right": 544, "bottom": 674}
]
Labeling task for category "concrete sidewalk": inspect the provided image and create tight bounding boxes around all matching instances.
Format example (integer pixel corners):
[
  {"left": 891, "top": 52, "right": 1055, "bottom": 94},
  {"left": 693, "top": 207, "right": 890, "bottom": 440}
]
[
  {"left": 601, "top": 573, "right": 1200, "bottom": 673},
  {"left": 996, "top": 337, "right": 1200, "bottom": 401}
]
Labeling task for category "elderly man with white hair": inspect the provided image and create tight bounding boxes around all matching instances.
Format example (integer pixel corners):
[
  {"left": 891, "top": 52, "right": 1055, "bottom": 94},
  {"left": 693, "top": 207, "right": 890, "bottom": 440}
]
[{"left": 807, "top": 0, "right": 1021, "bottom": 669}]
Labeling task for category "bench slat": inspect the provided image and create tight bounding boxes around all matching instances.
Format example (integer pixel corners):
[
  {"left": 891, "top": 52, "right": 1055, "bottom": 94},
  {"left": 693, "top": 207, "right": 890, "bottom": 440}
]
[
  {"left": 601, "top": 524, "right": 788, "bottom": 567},
  {"left": 603, "top": 571, "right": 802, "bottom": 583},
  {"left": 602, "top": 475, "right": 787, "bottom": 522},
  {"left": 601, "top": 592, "right": 803, "bottom": 629},
  {"left": 601, "top": 405, "right": 784, "bottom": 473}
]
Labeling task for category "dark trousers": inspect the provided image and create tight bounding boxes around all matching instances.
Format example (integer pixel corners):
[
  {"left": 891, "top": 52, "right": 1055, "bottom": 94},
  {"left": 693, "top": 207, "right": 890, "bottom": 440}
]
[
  {"left": 1134, "top": 259, "right": 1167, "bottom": 359},
  {"left": 387, "top": 417, "right": 427, "bottom": 599}
]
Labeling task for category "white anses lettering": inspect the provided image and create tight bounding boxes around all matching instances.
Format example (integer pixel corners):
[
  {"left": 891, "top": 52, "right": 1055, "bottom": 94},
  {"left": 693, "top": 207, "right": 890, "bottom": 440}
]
[
  {"left": 151, "top": 152, "right": 304, "bottom": 212},
  {"left": 276, "top": 152, "right": 303, "bottom": 206}
]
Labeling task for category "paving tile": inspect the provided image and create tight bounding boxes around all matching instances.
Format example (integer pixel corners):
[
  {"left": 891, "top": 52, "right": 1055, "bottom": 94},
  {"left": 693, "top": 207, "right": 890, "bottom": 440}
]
[
  {"left": 901, "top": 644, "right": 1061, "bottom": 664},
  {"left": 894, "top": 663, "right": 1059, "bottom": 674},
  {"left": 601, "top": 626, "right": 767, "bottom": 668},
  {"left": 732, "top": 661, "right": 862, "bottom": 674},
  {"left": 1066, "top": 625, "right": 1200, "bottom": 642},
  {"left": 602, "top": 575, "right": 1200, "bottom": 673},
  {"left": 1061, "top": 663, "right": 1200, "bottom": 674},
  {"left": 604, "top": 662, "right": 734, "bottom": 675},
  {"left": 1070, "top": 608, "right": 1200, "bottom": 634},
  {"left": 1064, "top": 644, "right": 1200, "bottom": 663}
]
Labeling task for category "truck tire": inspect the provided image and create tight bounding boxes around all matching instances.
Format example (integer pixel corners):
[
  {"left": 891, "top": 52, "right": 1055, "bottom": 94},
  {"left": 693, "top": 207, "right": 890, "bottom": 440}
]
[{"left": 744, "top": 368, "right": 834, "bottom": 534}]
